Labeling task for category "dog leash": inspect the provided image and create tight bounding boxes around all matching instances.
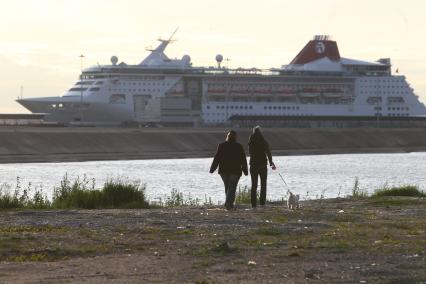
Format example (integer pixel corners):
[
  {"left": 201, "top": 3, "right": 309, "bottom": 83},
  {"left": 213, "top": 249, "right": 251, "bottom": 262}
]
[{"left": 278, "top": 173, "right": 289, "bottom": 187}]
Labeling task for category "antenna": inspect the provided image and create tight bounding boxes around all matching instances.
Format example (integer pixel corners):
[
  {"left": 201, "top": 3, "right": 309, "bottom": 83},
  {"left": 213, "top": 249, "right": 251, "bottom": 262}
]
[
  {"left": 157, "top": 27, "right": 179, "bottom": 43},
  {"left": 20, "top": 85, "right": 23, "bottom": 99},
  {"left": 168, "top": 27, "right": 179, "bottom": 42}
]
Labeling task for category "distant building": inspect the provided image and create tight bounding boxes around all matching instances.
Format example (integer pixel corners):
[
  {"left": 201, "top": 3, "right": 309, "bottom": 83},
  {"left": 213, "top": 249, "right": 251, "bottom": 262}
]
[{"left": 0, "top": 114, "right": 46, "bottom": 126}]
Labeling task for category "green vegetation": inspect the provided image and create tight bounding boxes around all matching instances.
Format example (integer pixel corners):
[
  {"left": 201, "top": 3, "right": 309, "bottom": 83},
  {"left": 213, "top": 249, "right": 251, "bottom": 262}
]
[
  {"left": 235, "top": 186, "right": 261, "bottom": 205},
  {"left": 350, "top": 177, "right": 368, "bottom": 198},
  {"left": 235, "top": 186, "right": 251, "bottom": 204},
  {"left": 1, "top": 175, "right": 149, "bottom": 210},
  {"left": 371, "top": 185, "right": 425, "bottom": 198},
  {"left": 2, "top": 174, "right": 425, "bottom": 211},
  {"left": 152, "top": 189, "right": 213, "bottom": 207},
  {"left": 0, "top": 178, "right": 50, "bottom": 210},
  {"left": 52, "top": 175, "right": 149, "bottom": 209}
]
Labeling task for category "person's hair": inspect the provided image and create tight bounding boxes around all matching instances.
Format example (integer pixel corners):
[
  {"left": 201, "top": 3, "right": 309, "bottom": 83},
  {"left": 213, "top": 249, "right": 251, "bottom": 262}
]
[
  {"left": 249, "top": 125, "right": 264, "bottom": 145},
  {"left": 253, "top": 125, "right": 262, "bottom": 134},
  {"left": 226, "top": 130, "right": 237, "bottom": 142}
]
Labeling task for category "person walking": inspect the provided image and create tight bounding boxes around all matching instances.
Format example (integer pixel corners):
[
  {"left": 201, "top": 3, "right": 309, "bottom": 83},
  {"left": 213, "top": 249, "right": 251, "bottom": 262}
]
[
  {"left": 210, "top": 130, "right": 248, "bottom": 210},
  {"left": 248, "top": 126, "right": 275, "bottom": 208}
]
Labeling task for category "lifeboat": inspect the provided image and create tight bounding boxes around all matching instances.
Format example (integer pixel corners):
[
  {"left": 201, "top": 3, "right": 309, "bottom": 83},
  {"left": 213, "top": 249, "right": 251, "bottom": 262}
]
[
  {"left": 299, "top": 92, "right": 320, "bottom": 98},
  {"left": 278, "top": 92, "right": 297, "bottom": 97},
  {"left": 322, "top": 92, "right": 343, "bottom": 98},
  {"left": 208, "top": 88, "right": 226, "bottom": 93}
]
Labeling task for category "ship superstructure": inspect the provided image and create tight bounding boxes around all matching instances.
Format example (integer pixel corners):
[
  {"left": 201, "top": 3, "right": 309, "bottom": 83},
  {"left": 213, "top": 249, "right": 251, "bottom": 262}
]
[{"left": 17, "top": 35, "right": 426, "bottom": 126}]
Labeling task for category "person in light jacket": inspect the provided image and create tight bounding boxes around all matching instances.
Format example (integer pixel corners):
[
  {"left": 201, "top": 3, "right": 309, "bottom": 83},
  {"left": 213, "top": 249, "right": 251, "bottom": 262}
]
[{"left": 210, "top": 130, "right": 248, "bottom": 210}]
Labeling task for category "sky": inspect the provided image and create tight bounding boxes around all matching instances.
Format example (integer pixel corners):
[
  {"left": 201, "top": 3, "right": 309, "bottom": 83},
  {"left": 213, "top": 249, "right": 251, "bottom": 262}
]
[{"left": 1, "top": 0, "right": 426, "bottom": 113}]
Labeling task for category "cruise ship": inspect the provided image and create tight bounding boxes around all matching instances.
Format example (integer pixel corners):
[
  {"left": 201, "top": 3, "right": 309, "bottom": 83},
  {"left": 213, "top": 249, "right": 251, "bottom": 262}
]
[{"left": 17, "top": 34, "right": 426, "bottom": 126}]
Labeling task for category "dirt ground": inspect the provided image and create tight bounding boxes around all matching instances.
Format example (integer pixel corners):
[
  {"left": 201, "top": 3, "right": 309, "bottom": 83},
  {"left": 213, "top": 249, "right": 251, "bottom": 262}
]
[{"left": 0, "top": 197, "right": 425, "bottom": 283}]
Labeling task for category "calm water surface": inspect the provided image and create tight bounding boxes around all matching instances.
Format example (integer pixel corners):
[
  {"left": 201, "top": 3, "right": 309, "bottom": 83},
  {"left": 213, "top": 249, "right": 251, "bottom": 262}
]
[{"left": 0, "top": 153, "right": 425, "bottom": 203}]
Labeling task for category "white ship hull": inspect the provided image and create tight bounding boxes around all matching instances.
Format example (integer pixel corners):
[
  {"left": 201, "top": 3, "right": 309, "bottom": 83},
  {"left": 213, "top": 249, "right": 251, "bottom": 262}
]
[{"left": 17, "top": 35, "right": 426, "bottom": 125}]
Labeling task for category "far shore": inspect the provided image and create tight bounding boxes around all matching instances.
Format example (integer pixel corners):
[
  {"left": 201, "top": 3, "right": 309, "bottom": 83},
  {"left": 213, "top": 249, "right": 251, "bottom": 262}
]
[
  {"left": 1, "top": 147, "right": 426, "bottom": 164},
  {"left": 1, "top": 126, "right": 426, "bottom": 163}
]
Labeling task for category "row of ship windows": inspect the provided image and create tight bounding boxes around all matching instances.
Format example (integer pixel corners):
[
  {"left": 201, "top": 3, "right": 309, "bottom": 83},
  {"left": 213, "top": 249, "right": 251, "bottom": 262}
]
[
  {"left": 76, "top": 81, "right": 104, "bottom": 85},
  {"left": 373, "top": 106, "right": 410, "bottom": 111},
  {"left": 387, "top": 113, "right": 410, "bottom": 117},
  {"left": 388, "top": 107, "right": 410, "bottom": 111},
  {"left": 69, "top": 87, "right": 163, "bottom": 93},
  {"left": 359, "top": 79, "right": 403, "bottom": 83},
  {"left": 206, "top": 105, "right": 301, "bottom": 110},
  {"left": 360, "top": 91, "right": 407, "bottom": 95},
  {"left": 109, "top": 89, "right": 161, "bottom": 93},
  {"left": 117, "top": 81, "right": 172, "bottom": 87},
  {"left": 208, "top": 84, "right": 345, "bottom": 89},
  {"left": 360, "top": 85, "right": 406, "bottom": 89},
  {"left": 69, "top": 87, "right": 100, "bottom": 92}
]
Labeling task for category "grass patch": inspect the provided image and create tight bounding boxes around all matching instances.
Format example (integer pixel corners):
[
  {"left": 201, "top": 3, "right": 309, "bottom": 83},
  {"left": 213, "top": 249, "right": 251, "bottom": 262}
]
[
  {"left": 368, "top": 198, "right": 426, "bottom": 207},
  {"left": 0, "top": 175, "right": 150, "bottom": 210},
  {"left": 371, "top": 185, "right": 425, "bottom": 198},
  {"left": 253, "top": 226, "right": 283, "bottom": 236},
  {"left": 52, "top": 175, "right": 149, "bottom": 209},
  {"left": 235, "top": 186, "right": 252, "bottom": 205}
]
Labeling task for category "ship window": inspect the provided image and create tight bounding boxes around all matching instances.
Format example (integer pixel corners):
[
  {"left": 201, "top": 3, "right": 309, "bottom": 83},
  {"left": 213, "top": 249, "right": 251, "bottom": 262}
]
[
  {"left": 76, "top": 81, "right": 93, "bottom": 85},
  {"left": 249, "top": 106, "right": 253, "bottom": 109},
  {"left": 109, "top": 94, "right": 126, "bottom": 104},
  {"left": 58, "top": 104, "right": 63, "bottom": 108},
  {"left": 95, "top": 81, "right": 103, "bottom": 85},
  {"left": 206, "top": 105, "right": 210, "bottom": 109},
  {"left": 89, "top": 87, "right": 100, "bottom": 92},
  {"left": 69, "top": 87, "right": 87, "bottom": 92}
]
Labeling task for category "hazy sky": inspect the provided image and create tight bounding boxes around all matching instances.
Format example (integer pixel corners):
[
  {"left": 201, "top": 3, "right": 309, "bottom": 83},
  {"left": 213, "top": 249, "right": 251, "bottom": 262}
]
[{"left": 1, "top": 0, "right": 426, "bottom": 113}]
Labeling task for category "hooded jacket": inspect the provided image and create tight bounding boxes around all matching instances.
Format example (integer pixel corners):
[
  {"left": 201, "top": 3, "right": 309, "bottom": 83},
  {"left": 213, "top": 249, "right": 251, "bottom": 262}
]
[{"left": 248, "top": 130, "right": 273, "bottom": 167}]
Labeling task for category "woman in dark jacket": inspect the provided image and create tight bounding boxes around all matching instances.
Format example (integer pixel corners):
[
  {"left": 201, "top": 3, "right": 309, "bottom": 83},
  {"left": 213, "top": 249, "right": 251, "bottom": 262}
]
[
  {"left": 210, "top": 130, "right": 248, "bottom": 210},
  {"left": 248, "top": 126, "right": 275, "bottom": 208}
]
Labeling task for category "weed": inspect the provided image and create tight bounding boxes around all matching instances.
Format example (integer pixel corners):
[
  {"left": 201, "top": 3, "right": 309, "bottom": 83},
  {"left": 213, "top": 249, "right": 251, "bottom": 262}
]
[
  {"left": 371, "top": 185, "right": 425, "bottom": 198},
  {"left": 351, "top": 177, "right": 368, "bottom": 198}
]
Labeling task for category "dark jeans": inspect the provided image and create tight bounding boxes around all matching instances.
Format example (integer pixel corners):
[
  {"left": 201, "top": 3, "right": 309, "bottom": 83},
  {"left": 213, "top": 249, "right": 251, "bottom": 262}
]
[
  {"left": 250, "top": 165, "right": 267, "bottom": 207},
  {"left": 220, "top": 174, "right": 240, "bottom": 210}
]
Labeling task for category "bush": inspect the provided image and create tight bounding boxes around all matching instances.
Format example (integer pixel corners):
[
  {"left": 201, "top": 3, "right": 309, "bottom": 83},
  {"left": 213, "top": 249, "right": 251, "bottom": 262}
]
[
  {"left": 371, "top": 185, "right": 425, "bottom": 198},
  {"left": 52, "top": 175, "right": 149, "bottom": 209}
]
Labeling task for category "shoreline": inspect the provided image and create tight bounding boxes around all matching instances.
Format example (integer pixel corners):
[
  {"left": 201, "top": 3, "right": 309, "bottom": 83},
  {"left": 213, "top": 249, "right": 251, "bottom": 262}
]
[
  {"left": 1, "top": 126, "right": 426, "bottom": 163},
  {"left": 0, "top": 147, "right": 425, "bottom": 164}
]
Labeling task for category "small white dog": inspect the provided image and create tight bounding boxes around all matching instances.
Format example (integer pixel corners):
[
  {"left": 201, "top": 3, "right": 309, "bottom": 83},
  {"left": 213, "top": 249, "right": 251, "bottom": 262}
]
[{"left": 287, "top": 191, "right": 300, "bottom": 210}]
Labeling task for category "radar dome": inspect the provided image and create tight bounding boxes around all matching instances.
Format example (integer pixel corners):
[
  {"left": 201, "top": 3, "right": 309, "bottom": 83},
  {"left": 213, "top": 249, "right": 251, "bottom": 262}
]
[
  {"left": 110, "top": 56, "right": 118, "bottom": 65},
  {"left": 215, "top": 54, "right": 224, "bottom": 68},
  {"left": 182, "top": 55, "right": 191, "bottom": 63}
]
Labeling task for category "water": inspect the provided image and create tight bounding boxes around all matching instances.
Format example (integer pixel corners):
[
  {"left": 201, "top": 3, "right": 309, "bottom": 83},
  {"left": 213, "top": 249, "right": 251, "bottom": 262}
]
[{"left": 0, "top": 153, "right": 425, "bottom": 203}]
